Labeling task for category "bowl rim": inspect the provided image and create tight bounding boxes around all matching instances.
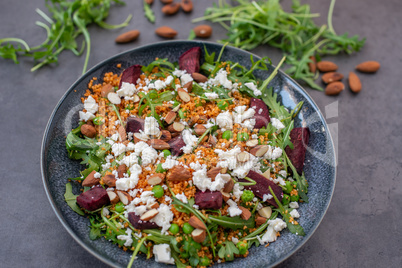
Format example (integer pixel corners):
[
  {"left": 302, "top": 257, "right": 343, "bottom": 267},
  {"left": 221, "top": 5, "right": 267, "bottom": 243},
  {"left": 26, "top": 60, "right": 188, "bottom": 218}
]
[{"left": 40, "top": 40, "right": 336, "bottom": 268}]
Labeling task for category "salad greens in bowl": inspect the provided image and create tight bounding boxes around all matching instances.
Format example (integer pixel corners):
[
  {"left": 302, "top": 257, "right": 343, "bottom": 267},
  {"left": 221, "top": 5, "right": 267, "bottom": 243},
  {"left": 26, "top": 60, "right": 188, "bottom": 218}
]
[{"left": 41, "top": 41, "right": 336, "bottom": 267}]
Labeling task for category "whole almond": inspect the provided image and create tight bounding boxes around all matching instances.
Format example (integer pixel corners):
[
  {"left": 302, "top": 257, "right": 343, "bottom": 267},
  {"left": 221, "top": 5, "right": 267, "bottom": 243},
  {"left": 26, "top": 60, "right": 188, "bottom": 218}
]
[
  {"left": 160, "top": 130, "right": 172, "bottom": 142},
  {"left": 192, "top": 72, "right": 208, "bottom": 83},
  {"left": 146, "top": 0, "right": 154, "bottom": 4},
  {"left": 162, "top": 3, "right": 180, "bottom": 15},
  {"left": 155, "top": 26, "right": 177, "bottom": 38},
  {"left": 160, "top": 0, "right": 173, "bottom": 3},
  {"left": 82, "top": 170, "right": 99, "bottom": 187},
  {"left": 81, "top": 124, "right": 96, "bottom": 138},
  {"left": 194, "top": 124, "right": 207, "bottom": 136},
  {"left": 103, "top": 174, "right": 116, "bottom": 187},
  {"left": 115, "top": 30, "right": 140, "bottom": 44},
  {"left": 348, "top": 72, "right": 362, "bottom": 93},
  {"left": 181, "top": 0, "right": 193, "bottom": 12},
  {"left": 356, "top": 61, "right": 380, "bottom": 73},
  {"left": 316, "top": 61, "right": 338, "bottom": 72},
  {"left": 322, "top": 72, "right": 344, "bottom": 84},
  {"left": 167, "top": 166, "right": 191, "bottom": 181},
  {"left": 325, "top": 81, "right": 345, "bottom": 95},
  {"left": 147, "top": 139, "right": 170, "bottom": 150},
  {"left": 193, "top": 25, "right": 212, "bottom": 38},
  {"left": 189, "top": 215, "right": 206, "bottom": 230},
  {"left": 308, "top": 55, "right": 316, "bottom": 73}
]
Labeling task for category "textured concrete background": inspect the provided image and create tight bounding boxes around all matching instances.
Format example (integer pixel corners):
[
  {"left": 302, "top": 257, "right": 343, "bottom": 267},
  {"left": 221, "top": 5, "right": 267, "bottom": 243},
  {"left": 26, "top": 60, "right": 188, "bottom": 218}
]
[{"left": 0, "top": 0, "right": 401, "bottom": 267}]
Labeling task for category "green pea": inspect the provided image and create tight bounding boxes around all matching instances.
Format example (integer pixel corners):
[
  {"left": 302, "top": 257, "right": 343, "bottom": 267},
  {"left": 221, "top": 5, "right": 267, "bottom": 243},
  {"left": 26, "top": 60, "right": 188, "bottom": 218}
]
[
  {"left": 189, "top": 240, "right": 201, "bottom": 250},
  {"left": 162, "top": 149, "right": 171, "bottom": 158},
  {"left": 217, "top": 100, "right": 228, "bottom": 110},
  {"left": 169, "top": 223, "right": 179, "bottom": 235},
  {"left": 282, "top": 194, "right": 290, "bottom": 205},
  {"left": 236, "top": 240, "right": 248, "bottom": 255},
  {"left": 284, "top": 181, "right": 293, "bottom": 194},
  {"left": 152, "top": 185, "right": 164, "bottom": 198},
  {"left": 182, "top": 223, "right": 194, "bottom": 234},
  {"left": 180, "top": 252, "right": 189, "bottom": 259},
  {"left": 290, "top": 194, "right": 300, "bottom": 202},
  {"left": 241, "top": 190, "right": 255, "bottom": 203},
  {"left": 199, "top": 256, "right": 210, "bottom": 266},
  {"left": 222, "top": 130, "right": 233, "bottom": 140},
  {"left": 155, "top": 163, "right": 166, "bottom": 173},
  {"left": 114, "top": 202, "right": 125, "bottom": 213},
  {"left": 237, "top": 132, "right": 249, "bottom": 142}
]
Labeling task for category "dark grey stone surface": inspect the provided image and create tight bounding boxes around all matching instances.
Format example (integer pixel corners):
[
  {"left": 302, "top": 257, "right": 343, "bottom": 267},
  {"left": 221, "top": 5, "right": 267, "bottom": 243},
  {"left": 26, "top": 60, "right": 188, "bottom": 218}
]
[{"left": 0, "top": 0, "right": 401, "bottom": 267}]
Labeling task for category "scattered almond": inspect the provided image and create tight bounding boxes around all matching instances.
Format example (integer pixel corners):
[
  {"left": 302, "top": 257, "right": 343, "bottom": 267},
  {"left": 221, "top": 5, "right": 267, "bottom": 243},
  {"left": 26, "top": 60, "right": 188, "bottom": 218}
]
[
  {"left": 107, "top": 92, "right": 121, "bottom": 105},
  {"left": 239, "top": 206, "right": 252, "bottom": 220},
  {"left": 168, "top": 122, "right": 185, "bottom": 133},
  {"left": 160, "top": 130, "right": 172, "bottom": 142},
  {"left": 155, "top": 26, "right": 177, "bottom": 38},
  {"left": 103, "top": 174, "right": 116, "bottom": 187},
  {"left": 160, "top": 0, "right": 172, "bottom": 3},
  {"left": 246, "top": 139, "right": 259, "bottom": 147},
  {"left": 356, "top": 61, "right": 380, "bottom": 73},
  {"left": 221, "top": 191, "right": 230, "bottom": 202},
  {"left": 147, "top": 174, "right": 164, "bottom": 185},
  {"left": 348, "top": 71, "right": 362, "bottom": 93},
  {"left": 192, "top": 72, "right": 208, "bottom": 83},
  {"left": 194, "top": 124, "right": 207, "bottom": 136},
  {"left": 207, "top": 167, "right": 221, "bottom": 180},
  {"left": 255, "top": 215, "right": 268, "bottom": 226},
  {"left": 118, "top": 125, "right": 127, "bottom": 141},
  {"left": 162, "top": 3, "right": 180, "bottom": 15},
  {"left": 181, "top": 0, "right": 193, "bottom": 13},
  {"left": 100, "top": 84, "right": 114, "bottom": 97},
  {"left": 325, "top": 81, "right": 345, "bottom": 95},
  {"left": 193, "top": 25, "right": 212, "bottom": 38},
  {"left": 107, "top": 191, "right": 120, "bottom": 204},
  {"left": 149, "top": 202, "right": 159, "bottom": 209},
  {"left": 322, "top": 72, "right": 344, "bottom": 84},
  {"left": 167, "top": 166, "right": 191, "bottom": 181},
  {"left": 208, "top": 135, "right": 217, "bottom": 146},
  {"left": 115, "top": 30, "right": 140, "bottom": 44},
  {"left": 132, "top": 94, "right": 140, "bottom": 103},
  {"left": 117, "top": 164, "right": 127, "bottom": 178},
  {"left": 258, "top": 206, "right": 272, "bottom": 218},
  {"left": 237, "top": 151, "right": 250, "bottom": 163},
  {"left": 191, "top": 228, "right": 206, "bottom": 243},
  {"left": 81, "top": 124, "right": 96, "bottom": 138},
  {"left": 147, "top": 139, "right": 170, "bottom": 150},
  {"left": 262, "top": 169, "right": 270, "bottom": 179},
  {"left": 140, "top": 209, "right": 159, "bottom": 221},
  {"left": 82, "top": 171, "right": 99, "bottom": 187},
  {"left": 133, "top": 132, "right": 149, "bottom": 143},
  {"left": 183, "top": 81, "right": 193, "bottom": 93},
  {"left": 250, "top": 145, "right": 269, "bottom": 157},
  {"left": 308, "top": 55, "right": 316, "bottom": 73},
  {"left": 316, "top": 61, "right": 338, "bottom": 72},
  {"left": 222, "top": 179, "right": 234, "bottom": 193},
  {"left": 164, "top": 110, "right": 177, "bottom": 124},
  {"left": 177, "top": 88, "right": 191, "bottom": 102},
  {"left": 145, "top": 0, "right": 154, "bottom": 4},
  {"left": 189, "top": 216, "right": 206, "bottom": 230},
  {"left": 117, "top": 191, "right": 132, "bottom": 205}
]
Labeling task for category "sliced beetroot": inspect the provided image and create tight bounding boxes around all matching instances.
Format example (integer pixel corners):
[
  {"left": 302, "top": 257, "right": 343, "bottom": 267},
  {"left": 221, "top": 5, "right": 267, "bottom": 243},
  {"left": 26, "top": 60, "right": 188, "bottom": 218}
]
[
  {"left": 128, "top": 212, "right": 159, "bottom": 230},
  {"left": 179, "top": 47, "right": 201, "bottom": 74},
  {"left": 250, "top": 98, "right": 270, "bottom": 129},
  {"left": 285, "top": 127, "right": 310, "bottom": 175},
  {"left": 167, "top": 135, "right": 186, "bottom": 156},
  {"left": 76, "top": 186, "right": 110, "bottom": 211},
  {"left": 118, "top": 64, "right": 142, "bottom": 89},
  {"left": 195, "top": 190, "right": 223, "bottom": 209},
  {"left": 240, "top": 170, "right": 283, "bottom": 208},
  {"left": 126, "top": 116, "right": 145, "bottom": 133}
]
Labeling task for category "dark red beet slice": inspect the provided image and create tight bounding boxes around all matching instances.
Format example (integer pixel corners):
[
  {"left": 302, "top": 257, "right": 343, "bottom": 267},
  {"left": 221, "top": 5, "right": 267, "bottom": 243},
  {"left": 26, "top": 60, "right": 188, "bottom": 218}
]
[
  {"left": 195, "top": 190, "right": 223, "bottom": 209},
  {"left": 179, "top": 47, "right": 201, "bottom": 74},
  {"left": 240, "top": 170, "right": 283, "bottom": 208},
  {"left": 128, "top": 212, "right": 159, "bottom": 230},
  {"left": 76, "top": 186, "right": 110, "bottom": 211},
  {"left": 126, "top": 116, "right": 145, "bottom": 133},
  {"left": 167, "top": 135, "right": 186, "bottom": 156},
  {"left": 250, "top": 98, "right": 270, "bottom": 129},
  {"left": 118, "top": 64, "right": 142, "bottom": 89},
  {"left": 285, "top": 127, "right": 310, "bottom": 175}
]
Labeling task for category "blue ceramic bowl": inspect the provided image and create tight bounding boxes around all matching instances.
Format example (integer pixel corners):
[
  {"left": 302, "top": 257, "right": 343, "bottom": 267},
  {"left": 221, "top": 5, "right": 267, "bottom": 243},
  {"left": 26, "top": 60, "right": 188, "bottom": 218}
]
[{"left": 41, "top": 41, "right": 336, "bottom": 267}]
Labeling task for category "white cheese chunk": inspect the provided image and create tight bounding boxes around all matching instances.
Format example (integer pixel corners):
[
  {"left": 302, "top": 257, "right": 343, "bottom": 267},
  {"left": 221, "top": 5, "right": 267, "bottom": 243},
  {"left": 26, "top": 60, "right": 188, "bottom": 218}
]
[{"left": 153, "top": 244, "right": 175, "bottom": 265}]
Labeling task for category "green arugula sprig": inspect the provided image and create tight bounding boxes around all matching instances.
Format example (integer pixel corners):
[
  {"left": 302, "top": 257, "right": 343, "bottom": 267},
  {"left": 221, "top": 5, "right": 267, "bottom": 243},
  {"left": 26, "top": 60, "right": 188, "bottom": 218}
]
[
  {"left": 195, "top": 0, "right": 365, "bottom": 90},
  {"left": 0, "top": 0, "right": 132, "bottom": 74}
]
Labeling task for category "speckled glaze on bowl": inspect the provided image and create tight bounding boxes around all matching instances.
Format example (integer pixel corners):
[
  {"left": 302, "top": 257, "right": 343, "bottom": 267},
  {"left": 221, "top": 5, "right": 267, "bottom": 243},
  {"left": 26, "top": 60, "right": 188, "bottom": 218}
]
[{"left": 41, "top": 41, "right": 336, "bottom": 268}]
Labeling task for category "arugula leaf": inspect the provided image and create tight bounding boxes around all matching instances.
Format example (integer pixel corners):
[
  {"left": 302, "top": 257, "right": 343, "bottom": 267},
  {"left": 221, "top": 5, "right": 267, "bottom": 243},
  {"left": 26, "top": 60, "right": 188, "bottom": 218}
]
[
  {"left": 64, "top": 183, "right": 84, "bottom": 216},
  {"left": 188, "top": 29, "right": 196, "bottom": 40},
  {"left": 218, "top": 241, "right": 239, "bottom": 261},
  {"left": 269, "top": 186, "right": 305, "bottom": 236},
  {"left": 143, "top": 0, "right": 155, "bottom": 23},
  {"left": 209, "top": 215, "right": 255, "bottom": 230},
  {"left": 284, "top": 152, "right": 309, "bottom": 202}
]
